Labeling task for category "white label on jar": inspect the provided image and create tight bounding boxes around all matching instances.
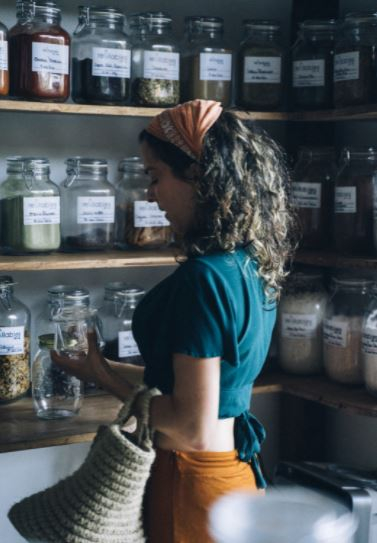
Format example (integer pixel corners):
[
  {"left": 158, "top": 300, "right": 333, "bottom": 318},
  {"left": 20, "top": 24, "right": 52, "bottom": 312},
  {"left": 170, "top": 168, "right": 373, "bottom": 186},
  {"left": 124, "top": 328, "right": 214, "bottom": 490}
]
[
  {"left": 293, "top": 59, "right": 325, "bottom": 87},
  {"left": 292, "top": 182, "right": 321, "bottom": 209},
  {"left": 243, "top": 56, "right": 281, "bottom": 84},
  {"left": 144, "top": 51, "right": 179, "bottom": 80},
  {"left": 334, "top": 51, "right": 359, "bottom": 82},
  {"left": 200, "top": 53, "right": 232, "bottom": 81},
  {"left": 335, "top": 187, "right": 356, "bottom": 213},
  {"left": 23, "top": 197, "right": 60, "bottom": 225},
  {"left": 134, "top": 201, "right": 170, "bottom": 227},
  {"left": 118, "top": 331, "right": 140, "bottom": 358},
  {"left": 0, "top": 326, "right": 25, "bottom": 355},
  {"left": 77, "top": 196, "right": 115, "bottom": 224},
  {"left": 0, "top": 41, "right": 8, "bottom": 71},
  {"left": 282, "top": 313, "right": 318, "bottom": 339},
  {"left": 32, "top": 42, "right": 69, "bottom": 75},
  {"left": 92, "top": 47, "right": 131, "bottom": 78},
  {"left": 362, "top": 329, "right": 377, "bottom": 355},
  {"left": 323, "top": 319, "right": 349, "bottom": 348}
]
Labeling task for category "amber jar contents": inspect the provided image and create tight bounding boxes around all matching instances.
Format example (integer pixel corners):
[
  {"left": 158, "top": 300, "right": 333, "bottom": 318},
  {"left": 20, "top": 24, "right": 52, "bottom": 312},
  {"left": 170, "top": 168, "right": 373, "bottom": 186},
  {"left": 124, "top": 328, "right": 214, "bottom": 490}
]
[
  {"left": 0, "top": 20, "right": 9, "bottom": 96},
  {"left": 9, "top": 3, "right": 70, "bottom": 102}
]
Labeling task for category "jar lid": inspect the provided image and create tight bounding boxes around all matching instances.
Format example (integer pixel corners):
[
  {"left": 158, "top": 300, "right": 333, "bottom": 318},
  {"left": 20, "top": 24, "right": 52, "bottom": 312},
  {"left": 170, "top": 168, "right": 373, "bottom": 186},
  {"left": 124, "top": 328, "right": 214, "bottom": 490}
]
[
  {"left": 89, "top": 7, "right": 124, "bottom": 24},
  {"left": 32, "top": 1, "right": 61, "bottom": 20},
  {"left": 343, "top": 12, "right": 377, "bottom": 26},
  {"left": 115, "top": 287, "right": 146, "bottom": 303},
  {"left": 299, "top": 19, "right": 337, "bottom": 31},
  {"left": 0, "top": 275, "right": 15, "bottom": 289},
  {"left": 65, "top": 157, "right": 108, "bottom": 175},
  {"left": 63, "top": 288, "right": 90, "bottom": 306},
  {"left": 6, "top": 156, "right": 50, "bottom": 174},
  {"left": 242, "top": 19, "right": 281, "bottom": 31},
  {"left": 187, "top": 16, "right": 224, "bottom": 31},
  {"left": 140, "top": 11, "right": 172, "bottom": 26},
  {"left": 118, "top": 157, "right": 145, "bottom": 173},
  {"left": 341, "top": 146, "right": 377, "bottom": 160},
  {"left": 289, "top": 270, "right": 323, "bottom": 282},
  {"left": 332, "top": 276, "right": 374, "bottom": 288},
  {"left": 297, "top": 146, "right": 336, "bottom": 159},
  {"left": 104, "top": 281, "right": 130, "bottom": 300},
  {"left": 47, "top": 284, "right": 80, "bottom": 302}
]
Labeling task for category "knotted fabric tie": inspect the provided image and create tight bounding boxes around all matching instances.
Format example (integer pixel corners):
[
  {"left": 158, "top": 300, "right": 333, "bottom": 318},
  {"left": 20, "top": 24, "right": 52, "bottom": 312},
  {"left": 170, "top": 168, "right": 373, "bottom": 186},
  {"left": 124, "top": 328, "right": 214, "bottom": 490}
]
[{"left": 234, "top": 410, "right": 267, "bottom": 489}]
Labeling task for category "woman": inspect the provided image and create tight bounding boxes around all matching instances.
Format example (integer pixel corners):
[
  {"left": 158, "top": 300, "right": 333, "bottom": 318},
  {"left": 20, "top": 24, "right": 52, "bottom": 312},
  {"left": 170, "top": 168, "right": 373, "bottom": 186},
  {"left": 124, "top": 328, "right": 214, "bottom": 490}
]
[{"left": 52, "top": 99, "right": 295, "bottom": 542}]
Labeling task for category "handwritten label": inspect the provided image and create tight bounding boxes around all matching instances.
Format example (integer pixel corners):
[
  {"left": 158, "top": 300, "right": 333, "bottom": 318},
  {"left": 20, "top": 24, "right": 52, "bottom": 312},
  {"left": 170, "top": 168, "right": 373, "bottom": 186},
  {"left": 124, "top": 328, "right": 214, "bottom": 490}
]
[
  {"left": 32, "top": 42, "right": 69, "bottom": 74},
  {"left": 292, "top": 182, "right": 321, "bottom": 209},
  {"left": 77, "top": 196, "right": 115, "bottom": 224},
  {"left": 244, "top": 56, "right": 281, "bottom": 84},
  {"left": 92, "top": 47, "right": 131, "bottom": 78},
  {"left": 134, "top": 201, "right": 170, "bottom": 227},
  {"left": 0, "top": 326, "right": 25, "bottom": 355},
  {"left": 144, "top": 51, "right": 179, "bottom": 80},
  {"left": 200, "top": 53, "right": 232, "bottom": 81},
  {"left": 23, "top": 197, "right": 60, "bottom": 225},
  {"left": 293, "top": 59, "right": 325, "bottom": 87}
]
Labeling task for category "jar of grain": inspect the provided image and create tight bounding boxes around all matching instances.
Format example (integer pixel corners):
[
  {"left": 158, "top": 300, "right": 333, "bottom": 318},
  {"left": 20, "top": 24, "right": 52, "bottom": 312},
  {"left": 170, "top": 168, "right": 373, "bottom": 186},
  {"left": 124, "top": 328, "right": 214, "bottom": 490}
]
[
  {"left": 323, "top": 276, "right": 373, "bottom": 384},
  {"left": 277, "top": 270, "right": 328, "bottom": 375},
  {"left": 361, "top": 284, "right": 377, "bottom": 396}
]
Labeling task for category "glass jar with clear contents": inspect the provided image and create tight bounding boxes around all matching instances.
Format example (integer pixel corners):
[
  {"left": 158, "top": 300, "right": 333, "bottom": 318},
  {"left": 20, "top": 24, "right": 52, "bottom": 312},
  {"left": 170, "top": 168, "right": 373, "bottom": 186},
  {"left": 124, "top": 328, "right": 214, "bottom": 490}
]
[
  {"left": 323, "top": 276, "right": 373, "bottom": 384},
  {"left": 361, "top": 284, "right": 377, "bottom": 397},
  {"left": 115, "top": 157, "right": 171, "bottom": 249},
  {"left": 60, "top": 158, "right": 115, "bottom": 252},
  {"left": 277, "top": 270, "right": 328, "bottom": 375}
]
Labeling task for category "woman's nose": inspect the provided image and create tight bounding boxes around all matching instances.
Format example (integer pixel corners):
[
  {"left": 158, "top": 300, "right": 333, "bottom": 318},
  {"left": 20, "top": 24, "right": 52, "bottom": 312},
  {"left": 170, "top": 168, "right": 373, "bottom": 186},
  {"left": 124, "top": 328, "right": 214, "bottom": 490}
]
[{"left": 147, "top": 184, "right": 156, "bottom": 202}]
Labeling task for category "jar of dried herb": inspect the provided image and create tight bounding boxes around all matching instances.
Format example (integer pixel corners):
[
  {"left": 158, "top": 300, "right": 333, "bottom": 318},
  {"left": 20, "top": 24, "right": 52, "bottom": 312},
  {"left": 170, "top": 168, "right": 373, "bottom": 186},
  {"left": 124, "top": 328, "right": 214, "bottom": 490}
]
[
  {"left": 0, "top": 19, "right": 9, "bottom": 96},
  {"left": 0, "top": 157, "right": 61, "bottom": 254},
  {"left": 115, "top": 157, "right": 171, "bottom": 250},
  {"left": 236, "top": 19, "right": 283, "bottom": 110},
  {"left": 130, "top": 11, "right": 180, "bottom": 107},
  {"left": 0, "top": 276, "right": 31, "bottom": 403},
  {"left": 181, "top": 16, "right": 232, "bottom": 106},
  {"left": 291, "top": 19, "right": 336, "bottom": 110}
]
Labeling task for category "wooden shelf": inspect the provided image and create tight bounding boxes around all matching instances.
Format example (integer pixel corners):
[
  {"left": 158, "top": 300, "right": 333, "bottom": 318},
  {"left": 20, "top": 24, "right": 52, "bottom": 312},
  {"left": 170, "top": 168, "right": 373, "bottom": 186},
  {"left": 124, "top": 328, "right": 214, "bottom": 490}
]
[
  {"left": 290, "top": 103, "right": 377, "bottom": 122},
  {"left": 294, "top": 250, "right": 377, "bottom": 270}
]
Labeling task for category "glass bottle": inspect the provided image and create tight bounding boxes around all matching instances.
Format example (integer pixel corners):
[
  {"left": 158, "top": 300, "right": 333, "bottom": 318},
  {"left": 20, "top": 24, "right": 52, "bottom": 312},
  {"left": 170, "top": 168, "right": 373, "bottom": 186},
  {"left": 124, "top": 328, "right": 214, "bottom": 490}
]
[
  {"left": 0, "top": 19, "right": 9, "bottom": 96},
  {"left": 60, "top": 158, "right": 115, "bottom": 252},
  {"left": 361, "top": 284, "right": 377, "bottom": 397},
  {"left": 130, "top": 11, "right": 180, "bottom": 107},
  {"left": 277, "top": 270, "right": 328, "bottom": 375},
  {"left": 115, "top": 157, "right": 171, "bottom": 249},
  {"left": 0, "top": 157, "right": 61, "bottom": 255},
  {"left": 0, "top": 276, "right": 31, "bottom": 403},
  {"left": 71, "top": 7, "right": 131, "bottom": 105},
  {"left": 292, "top": 147, "right": 336, "bottom": 249},
  {"left": 333, "top": 147, "right": 376, "bottom": 255},
  {"left": 181, "top": 16, "right": 232, "bottom": 106},
  {"left": 291, "top": 19, "right": 336, "bottom": 110},
  {"left": 98, "top": 283, "right": 145, "bottom": 365},
  {"left": 237, "top": 19, "right": 283, "bottom": 111},
  {"left": 9, "top": 1, "right": 70, "bottom": 102},
  {"left": 324, "top": 276, "right": 373, "bottom": 384}
]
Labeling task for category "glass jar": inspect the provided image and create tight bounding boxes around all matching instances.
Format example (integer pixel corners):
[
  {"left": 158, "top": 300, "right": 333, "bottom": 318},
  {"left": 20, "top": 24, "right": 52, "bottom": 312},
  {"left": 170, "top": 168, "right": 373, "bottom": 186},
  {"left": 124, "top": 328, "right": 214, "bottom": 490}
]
[
  {"left": 333, "top": 14, "right": 377, "bottom": 108},
  {"left": 9, "top": 1, "right": 70, "bottom": 102},
  {"left": 115, "top": 157, "right": 171, "bottom": 249},
  {"left": 277, "top": 270, "right": 328, "bottom": 375},
  {"left": 0, "top": 19, "right": 9, "bottom": 96},
  {"left": 130, "top": 11, "right": 180, "bottom": 107},
  {"left": 181, "top": 16, "right": 232, "bottom": 106},
  {"left": 60, "top": 158, "right": 115, "bottom": 252},
  {"left": 292, "top": 147, "right": 336, "bottom": 249},
  {"left": 32, "top": 333, "right": 82, "bottom": 419},
  {"left": 236, "top": 19, "right": 283, "bottom": 111},
  {"left": 72, "top": 7, "right": 131, "bottom": 105},
  {"left": 0, "top": 157, "right": 61, "bottom": 255},
  {"left": 53, "top": 304, "right": 102, "bottom": 357},
  {"left": 73, "top": 5, "right": 90, "bottom": 37},
  {"left": 98, "top": 283, "right": 145, "bottom": 365},
  {"left": 361, "top": 285, "right": 377, "bottom": 397},
  {"left": 0, "top": 276, "right": 31, "bottom": 403},
  {"left": 323, "top": 276, "right": 373, "bottom": 384},
  {"left": 291, "top": 19, "right": 336, "bottom": 110},
  {"left": 333, "top": 147, "right": 376, "bottom": 255}
]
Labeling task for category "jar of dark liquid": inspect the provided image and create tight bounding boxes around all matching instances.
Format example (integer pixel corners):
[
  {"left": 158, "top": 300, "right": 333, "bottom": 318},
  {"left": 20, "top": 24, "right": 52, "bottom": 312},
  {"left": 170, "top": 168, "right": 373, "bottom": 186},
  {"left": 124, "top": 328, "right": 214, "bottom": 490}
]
[{"left": 9, "top": 1, "right": 70, "bottom": 102}]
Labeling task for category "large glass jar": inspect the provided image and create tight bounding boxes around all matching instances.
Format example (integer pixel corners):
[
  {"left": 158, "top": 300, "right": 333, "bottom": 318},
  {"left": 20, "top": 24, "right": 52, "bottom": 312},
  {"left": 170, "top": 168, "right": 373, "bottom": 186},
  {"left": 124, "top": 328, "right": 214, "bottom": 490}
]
[
  {"left": 292, "top": 147, "right": 336, "bottom": 249},
  {"left": 236, "top": 20, "right": 283, "bottom": 111},
  {"left": 9, "top": 1, "right": 70, "bottom": 102},
  {"left": 115, "top": 157, "right": 171, "bottom": 250},
  {"left": 0, "top": 157, "right": 61, "bottom": 255},
  {"left": 333, "top": 14, "right": 377, "bottom": 108},
  {"left": 98, "top": 283, "right": 145, "bottom": 365},
  {"left": 72, "top": 7, "right": 131, "bottom": 105},
  {"left": 323, "top": 276, "right": 373, "bottom": 384},
  {"left": 0, "top": 19, "right": 9, "bottom": 96},
  {"left": 277, "top": 270, "right": 328, "bottom": 375},
  {"left": 130, "top": 12, "right": 180, "bottom": 107},
  {"left": 0, "top": 276, "right": 31, "bottom": 403},
  {"left": 361, "top": 285, "right": 377, "bottom": 397},
  {"left": 291, "top": 19, "right": 336, "bottom": 110},
  {"left": 181, "top": 16, "right": 232, "bottom": 106},
  {"left": 60, "top": 158, "right": 115, "bottom": 252},
  {"left": 333, "top": 147, "right": 376, "bottom": 255}
]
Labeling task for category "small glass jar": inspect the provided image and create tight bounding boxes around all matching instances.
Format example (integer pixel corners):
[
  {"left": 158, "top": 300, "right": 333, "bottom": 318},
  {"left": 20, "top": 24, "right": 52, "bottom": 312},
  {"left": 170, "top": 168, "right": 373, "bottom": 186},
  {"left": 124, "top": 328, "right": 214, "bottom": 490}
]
[
  {"left": 181, "top": 16, "right": 232, "bottom": 106},
  {"left": 115, "top": 157, "right": 171, "bottom": 249},
  {"left": 0, "top": 19, "right": 9, "bottom": 96},
  {"left": 361, "top": 284, "right": 377, "bottom": 397},
  {"left": 72, "top": 7, "right": 131, "bottom": 105},
  {"left": 237, "top": 19, "right": 283, "bottom": 111},
  {"left": 130, "top": 11, "right": 180, "bottom": 107},
  {"left": 333, "top": 147, "right": 376, "bottom": 255},
  {"left": 277, "top": 270, "right": 328, "bottom": 375},
  {"left": 323, "top": 276, "right": 373, "bottom": 384},
  {"left": 60, "top": 158, "right": 115, "bottom": 252},
  {"left": 98, "top": 283, "right": 145, "bottom": 365},
  {"left": 9, "top": 1, "right": 70, "bottom": 102},
  {"left": 0, "top": 157, "right": 61, "bottom": 255},
  {"left": 333, "top": 14, "right": 377, "bottom": 108},
  {"left": 292, "top": 147, "right": 336, "bottom": 249},
  {"left": 0, "top": 276, "right": 31, "bottom": 403},
  {"left": 291, "top": 19, "right": 336, "bottom": 110}
]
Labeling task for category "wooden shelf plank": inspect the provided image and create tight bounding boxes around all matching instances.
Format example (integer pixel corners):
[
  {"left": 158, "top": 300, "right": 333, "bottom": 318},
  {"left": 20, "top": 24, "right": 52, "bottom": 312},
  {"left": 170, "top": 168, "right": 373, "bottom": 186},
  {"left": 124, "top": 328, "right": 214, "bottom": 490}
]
[
  {"left": 294, "top": 250, "right": 377, "bottom": 270},
  {"left": 290, "top": 104, "right": 377, "bottom": 122}
]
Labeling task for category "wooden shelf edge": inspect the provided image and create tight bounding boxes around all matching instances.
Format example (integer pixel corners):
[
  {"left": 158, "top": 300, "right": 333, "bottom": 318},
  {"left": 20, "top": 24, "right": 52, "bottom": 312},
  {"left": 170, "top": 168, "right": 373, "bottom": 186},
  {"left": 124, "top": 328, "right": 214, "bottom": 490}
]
[{"left": 294, "top": 250, "right": 377, "bottom": 270}]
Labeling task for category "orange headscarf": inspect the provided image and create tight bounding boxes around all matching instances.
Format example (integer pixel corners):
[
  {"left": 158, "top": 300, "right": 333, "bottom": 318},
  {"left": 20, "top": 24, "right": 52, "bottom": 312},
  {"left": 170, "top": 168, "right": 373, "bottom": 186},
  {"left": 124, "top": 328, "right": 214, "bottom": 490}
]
[{"left": 145, "top": 99, "right": 223, "bottom": 160}]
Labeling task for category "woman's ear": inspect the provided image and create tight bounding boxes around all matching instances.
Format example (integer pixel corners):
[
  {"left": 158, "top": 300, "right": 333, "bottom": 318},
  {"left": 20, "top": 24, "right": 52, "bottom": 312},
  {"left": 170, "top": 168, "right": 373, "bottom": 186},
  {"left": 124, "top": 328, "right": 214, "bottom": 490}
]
[{"left": 184, "top": 162, "right": 201, "bottom": 181}]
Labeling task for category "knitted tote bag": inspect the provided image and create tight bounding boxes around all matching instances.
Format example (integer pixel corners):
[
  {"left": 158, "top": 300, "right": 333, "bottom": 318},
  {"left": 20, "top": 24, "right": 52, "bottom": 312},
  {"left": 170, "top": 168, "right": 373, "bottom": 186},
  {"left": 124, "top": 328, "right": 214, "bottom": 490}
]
[{"left": 8, "top": 386, "right": 161, "bottom": 543}]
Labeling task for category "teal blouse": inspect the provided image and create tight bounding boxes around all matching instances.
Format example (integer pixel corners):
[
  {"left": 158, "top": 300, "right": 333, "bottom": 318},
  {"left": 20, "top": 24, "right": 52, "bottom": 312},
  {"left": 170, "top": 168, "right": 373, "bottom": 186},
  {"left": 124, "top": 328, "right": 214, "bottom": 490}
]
[{"left": 132, "top": 249, "right": 276, "bottom": 488}]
